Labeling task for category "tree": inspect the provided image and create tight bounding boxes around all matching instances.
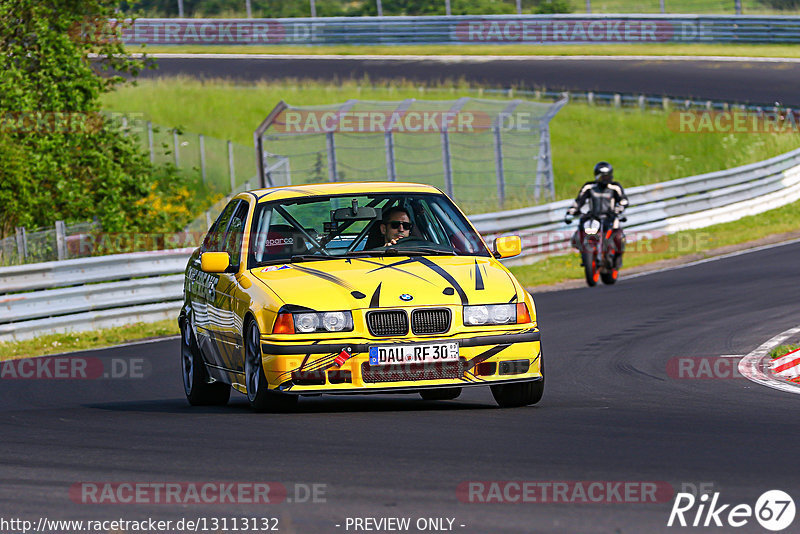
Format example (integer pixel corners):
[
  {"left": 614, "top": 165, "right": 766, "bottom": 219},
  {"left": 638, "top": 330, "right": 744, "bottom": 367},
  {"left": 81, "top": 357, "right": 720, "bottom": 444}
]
[{"left": 0, "top": 0, "right": 193, "bottom": 239}]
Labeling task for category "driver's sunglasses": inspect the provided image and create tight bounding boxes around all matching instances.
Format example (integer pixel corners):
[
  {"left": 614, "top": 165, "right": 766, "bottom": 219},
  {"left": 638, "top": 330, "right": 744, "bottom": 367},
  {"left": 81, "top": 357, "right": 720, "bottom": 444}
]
[{"left": 389, "top": 220, "right": 413, "bottom": 230}]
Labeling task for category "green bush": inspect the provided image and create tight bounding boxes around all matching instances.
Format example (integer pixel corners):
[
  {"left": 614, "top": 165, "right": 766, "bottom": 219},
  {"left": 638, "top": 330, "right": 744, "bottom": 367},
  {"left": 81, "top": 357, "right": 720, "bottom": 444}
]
[{"left": 0, "top": 0, "right": 202, "bottom": 239}]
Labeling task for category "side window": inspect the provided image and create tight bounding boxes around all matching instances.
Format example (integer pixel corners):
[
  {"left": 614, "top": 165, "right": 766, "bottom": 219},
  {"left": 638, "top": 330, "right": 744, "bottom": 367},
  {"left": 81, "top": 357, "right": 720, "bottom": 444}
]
[
  {"left": 203, "top": 200, "right": 240, "bottom": 252},
  {"left": 224, "top": 202, "right": 250, "bottom": 267}
]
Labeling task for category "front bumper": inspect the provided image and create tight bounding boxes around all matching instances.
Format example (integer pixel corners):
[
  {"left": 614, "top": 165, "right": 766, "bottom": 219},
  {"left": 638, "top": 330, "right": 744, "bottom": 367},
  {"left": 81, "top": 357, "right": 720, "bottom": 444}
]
[{"left": 260, "top": 329, "right": 542, "bottom": 394}]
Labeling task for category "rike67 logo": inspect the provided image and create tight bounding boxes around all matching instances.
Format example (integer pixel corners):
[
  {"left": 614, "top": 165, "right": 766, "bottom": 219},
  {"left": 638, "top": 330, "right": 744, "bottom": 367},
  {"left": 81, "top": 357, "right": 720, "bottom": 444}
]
[{"left": 668, "top": 490, "right": 795, "bottom": 531}]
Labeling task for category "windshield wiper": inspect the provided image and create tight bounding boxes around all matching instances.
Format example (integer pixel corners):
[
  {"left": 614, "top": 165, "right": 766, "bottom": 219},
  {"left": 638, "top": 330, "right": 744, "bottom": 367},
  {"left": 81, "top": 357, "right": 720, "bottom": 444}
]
[
  {"left": 383, "top": 247, "right": 457, "bottom": 256},
  {"left": 289, "top": 254, "right": 333, "bottom": 263}
]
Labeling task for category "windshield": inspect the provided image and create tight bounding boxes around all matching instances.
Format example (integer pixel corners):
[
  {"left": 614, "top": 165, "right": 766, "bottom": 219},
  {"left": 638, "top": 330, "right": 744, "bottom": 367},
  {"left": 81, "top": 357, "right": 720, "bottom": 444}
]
[{"left": 248, "top": 192, "right": 490, "bottom": 267}]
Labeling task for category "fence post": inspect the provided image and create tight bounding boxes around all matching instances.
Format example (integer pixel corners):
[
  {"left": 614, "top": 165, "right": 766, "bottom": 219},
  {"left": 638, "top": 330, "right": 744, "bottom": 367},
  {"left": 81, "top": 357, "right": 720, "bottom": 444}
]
[
  {"left": 228, "top": 140, "right": 236, "bottom": 192},
  {"left": 441, "top": 129, "right": 454, "bottom": 199},
  {"left": 613, "top": 94, "right": 621, "bottom": 108},
  {"left": 587, "top": 92, "right": 594, "bottom": 105},
  {"left": 147, "top": 121, "right": 154, "bottom": 163},
  {"left": 121, "top": 116, "right": 128, "bottom": 136},
  {"left": 662, "top": 97, "right": 671, "bottom": 111},
  {"left": 638, "top": 95, "right": 646, "bottom": 111},
  {"left": 199, "top": 134, "right": 207, "bottom": 184},
  {"left": 173, "top": 129, "right": 180, "bottom": 167},
  {"left": 385, "top": 131, "right": 397, "bottom": 181},
  {"left": 55, "top": 220, "right": 67, "bottom": 261},
  {"left": 493, "top": 125, "right": 505, "bottom": 209},
  {"left": 326, "top": 132, "right": 338, "bottom": 182},
  {"left": 15, "top": 227, "right": 27, "bottom": 261}
]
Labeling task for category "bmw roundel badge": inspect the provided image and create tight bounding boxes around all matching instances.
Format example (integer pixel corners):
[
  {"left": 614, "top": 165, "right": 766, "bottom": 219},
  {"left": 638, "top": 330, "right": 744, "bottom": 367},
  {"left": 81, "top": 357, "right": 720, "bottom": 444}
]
[{"left": 399, "top": 293, "right": 413, "bottom": 301}]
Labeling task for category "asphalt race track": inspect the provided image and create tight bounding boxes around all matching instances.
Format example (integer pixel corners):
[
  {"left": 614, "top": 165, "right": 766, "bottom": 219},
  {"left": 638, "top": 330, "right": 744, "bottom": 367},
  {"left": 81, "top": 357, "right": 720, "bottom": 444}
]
[
  {"left": 143, "top": 55, "right": 800, "bottom": 106},
  {"left": 2, "top": 241, "right": 799, "bottom": 533}
]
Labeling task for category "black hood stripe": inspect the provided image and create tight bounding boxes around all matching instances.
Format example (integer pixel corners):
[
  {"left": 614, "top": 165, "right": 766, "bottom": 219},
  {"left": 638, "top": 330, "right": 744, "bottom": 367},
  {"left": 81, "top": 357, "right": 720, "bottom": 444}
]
[
  {"left": 415, "top": 257, "right": 469, "bottom": 306},
  {"left": 508, "top": 293, "right": 518, "bottom": 303},
  {"left": 370, "top": 282, "right": 382, "bottom": 308},
  {"left": 291, "top": 264, "right": 356, "bottom": 291},
  {"left": 474, "top": 259, "right": 485, "bottom": 291},
  {"left": 363, "top": 258, "right": 435, "bottom": 284}
]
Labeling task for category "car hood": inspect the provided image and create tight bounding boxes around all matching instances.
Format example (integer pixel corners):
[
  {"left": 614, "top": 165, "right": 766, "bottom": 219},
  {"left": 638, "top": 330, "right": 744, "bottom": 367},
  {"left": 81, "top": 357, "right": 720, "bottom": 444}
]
[{"left": 250, "top": 255, "right": 518, "bottom": 310}]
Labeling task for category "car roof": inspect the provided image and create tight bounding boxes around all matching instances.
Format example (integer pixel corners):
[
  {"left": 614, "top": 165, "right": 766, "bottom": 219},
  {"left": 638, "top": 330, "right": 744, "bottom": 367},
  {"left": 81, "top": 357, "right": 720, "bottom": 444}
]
[{"left": 246, "top": 182, "right": 444, "bottom": 203}]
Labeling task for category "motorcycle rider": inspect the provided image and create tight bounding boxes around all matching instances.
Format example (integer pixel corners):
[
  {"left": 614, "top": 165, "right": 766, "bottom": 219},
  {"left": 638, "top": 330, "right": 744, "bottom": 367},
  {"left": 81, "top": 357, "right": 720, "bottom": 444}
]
[{"left": 564, "top": 161, "right": 629, "bottom": 269}]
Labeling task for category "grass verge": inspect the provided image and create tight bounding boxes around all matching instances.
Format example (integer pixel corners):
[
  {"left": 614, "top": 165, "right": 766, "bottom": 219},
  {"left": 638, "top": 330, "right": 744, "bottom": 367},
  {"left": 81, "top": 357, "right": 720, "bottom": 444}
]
[
  {"left": 509, "top": 198, "right": 800, "bottom": 288},
  {"left": 129, "top": 43, "right": 800, "bottom": 58},
  {"left": 770, "top": 344, "right": 800, "bottom": 359},
  {"left": 102, "top": 77, "right": 800, "bottom": 213},
  {"left": 0, "top": 320, "right": 179, "bottom": 362}
]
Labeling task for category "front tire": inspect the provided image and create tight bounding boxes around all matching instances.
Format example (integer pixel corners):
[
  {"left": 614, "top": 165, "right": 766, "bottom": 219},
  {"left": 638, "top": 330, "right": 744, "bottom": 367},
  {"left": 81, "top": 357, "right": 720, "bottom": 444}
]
[
  {"left": 181, "top": 316, "right": 230, "bottom": 406},
  {"left": 582, "top": 249, "right": 599, "bottom": 287},
  {"left": 245, "top": 318, "right": 297, "bottom": 413},
  {"left": 491, "top": 354, "right": 544, "bottom": 408},
  {"left": 420, "top": 387, "right": 462, "bottom": 401},
  {"left": 601, "top": 269, "right": 619, "bottom": 285}
]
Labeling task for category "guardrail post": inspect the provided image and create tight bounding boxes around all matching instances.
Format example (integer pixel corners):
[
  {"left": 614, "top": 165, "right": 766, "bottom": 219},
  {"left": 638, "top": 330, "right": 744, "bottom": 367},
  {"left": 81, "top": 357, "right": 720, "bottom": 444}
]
[
  {"left": 199, "top": 134, "right": 207, "bottom": 184},
  {"left": 662, "top": 97, "right": 671, "bottom": 111},
  {"left": 587, "top": 92, "right": 594, "bottom": 105},
  {"left": 706, "top": 100, "right": 713, "bottom": 110},
  {"left": 121, "top": 116, "right": 128, "bottom": 136},
  {"left": 15, "top": 227, "right": 27, "bottom": 261},
  {"left": 55, "top": 220, "right": 67, "bottom": 261},
  {"left": 638, "top": 95, "right": 646, "bottom": 111},
  {"left": 309, "top": 0, "right": 316, "bottom": 17},
  {"left": 613, "top": 94, "right": 621, "bottom": 108},
  {"left": 735, "top": 0, "right": 742, "bottom": 15},
  {"left": 173, "top": 129, "right": 180, "bottom": 167},
  {"left": 228, "top": 140, "right": 236, "bottom": 192},
  {"left": 147, "top": 122, "right": 154, "bottom": 163}
]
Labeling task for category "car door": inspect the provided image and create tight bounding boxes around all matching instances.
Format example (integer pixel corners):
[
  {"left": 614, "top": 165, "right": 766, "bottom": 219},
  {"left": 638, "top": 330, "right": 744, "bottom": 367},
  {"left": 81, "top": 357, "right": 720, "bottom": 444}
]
[
  {"left": 194, "top": 199, "right": 241, "bottom": 371},
  {"left": 206, "top": 199, "right": 251, "bottom": 378}
]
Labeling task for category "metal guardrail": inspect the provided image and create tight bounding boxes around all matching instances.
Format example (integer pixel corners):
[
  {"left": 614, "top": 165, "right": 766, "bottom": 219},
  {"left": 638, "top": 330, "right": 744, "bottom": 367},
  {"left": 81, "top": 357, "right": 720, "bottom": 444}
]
[
  {"left": 2, "top": 148, "right": 800, "bottom": 341},
  {"left": 121, "top": 16, "right": 800, "bottom": 46}
]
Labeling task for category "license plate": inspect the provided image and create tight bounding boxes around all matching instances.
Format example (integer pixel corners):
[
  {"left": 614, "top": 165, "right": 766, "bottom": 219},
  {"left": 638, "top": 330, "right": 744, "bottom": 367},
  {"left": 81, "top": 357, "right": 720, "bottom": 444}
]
[{"left": 368, "top": 342, "right": 459, "bottom": 366}]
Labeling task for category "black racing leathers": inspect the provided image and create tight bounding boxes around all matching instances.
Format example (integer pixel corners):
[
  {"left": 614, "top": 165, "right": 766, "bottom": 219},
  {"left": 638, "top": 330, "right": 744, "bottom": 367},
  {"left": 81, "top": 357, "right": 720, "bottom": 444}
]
[
  {"left": 567, "top": 181, "right": 628, "bottom": 267},
  {"left": 566, "top": 180, "right": 629, "bottom": 219}
]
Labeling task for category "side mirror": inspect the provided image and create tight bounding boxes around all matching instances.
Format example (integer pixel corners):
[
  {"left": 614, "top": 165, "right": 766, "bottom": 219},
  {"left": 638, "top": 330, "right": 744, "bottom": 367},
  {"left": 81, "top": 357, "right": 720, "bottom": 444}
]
[
  {"left": 493, "top": 236, "right": 522, "bottom": 258},
  {"left": 200, "top": 252, "right": 231, "bottom": 273}
]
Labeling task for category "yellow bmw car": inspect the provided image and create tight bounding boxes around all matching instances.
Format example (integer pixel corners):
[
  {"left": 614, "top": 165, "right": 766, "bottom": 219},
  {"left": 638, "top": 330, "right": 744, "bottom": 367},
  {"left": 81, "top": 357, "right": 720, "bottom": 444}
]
[{"left": 180, "top": 182, "right": 543, "bottom": 411}]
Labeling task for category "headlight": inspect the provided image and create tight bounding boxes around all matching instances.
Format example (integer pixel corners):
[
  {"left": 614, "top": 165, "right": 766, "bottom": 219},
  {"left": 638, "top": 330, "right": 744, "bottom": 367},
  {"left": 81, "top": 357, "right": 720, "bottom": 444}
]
[
  {"left": 291, "top": 311, "right": 353, "bottom": 333},
  {"left": 463, "top": 304, "right": 516, "bottom": 326}
]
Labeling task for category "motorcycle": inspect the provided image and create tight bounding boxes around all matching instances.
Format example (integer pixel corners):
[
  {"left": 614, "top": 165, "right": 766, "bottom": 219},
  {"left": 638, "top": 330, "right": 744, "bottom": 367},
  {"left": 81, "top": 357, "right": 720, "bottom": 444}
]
[{"left": 570, "top": 213, "right": 625, "bottom": 287}]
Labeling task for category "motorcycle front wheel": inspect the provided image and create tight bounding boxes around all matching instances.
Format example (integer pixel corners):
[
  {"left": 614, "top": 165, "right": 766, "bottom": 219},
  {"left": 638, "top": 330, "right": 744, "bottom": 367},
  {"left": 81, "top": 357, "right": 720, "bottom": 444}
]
[{"left": 582, "top": 249, "right": 599, "bottom": 287}]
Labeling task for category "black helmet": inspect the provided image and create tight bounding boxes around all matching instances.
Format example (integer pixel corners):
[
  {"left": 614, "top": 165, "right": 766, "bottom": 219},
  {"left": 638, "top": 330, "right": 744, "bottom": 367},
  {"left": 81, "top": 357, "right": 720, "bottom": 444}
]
[{"left": 594, "top": 161, "right": 613, "bottom": 184}]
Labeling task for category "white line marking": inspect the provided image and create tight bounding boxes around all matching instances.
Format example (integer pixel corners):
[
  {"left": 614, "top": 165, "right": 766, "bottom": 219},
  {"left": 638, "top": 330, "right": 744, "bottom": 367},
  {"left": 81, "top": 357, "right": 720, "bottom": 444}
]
[
  {"left": 624, "top": 237, "right": 800, "bottom": 281},
  {"left": 131, "top": 53, "right": 800, "bottom": 63},
  {"left": 738, "top": 324, "right": 800, "bottom": 395}
]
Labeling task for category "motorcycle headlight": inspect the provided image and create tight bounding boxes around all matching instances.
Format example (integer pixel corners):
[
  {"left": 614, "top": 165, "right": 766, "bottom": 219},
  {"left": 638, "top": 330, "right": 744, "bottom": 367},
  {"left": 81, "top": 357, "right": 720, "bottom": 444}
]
[
  {"left": 293, "top": 311, "right": 353, "bottom": 333},
  {"left": 463, "top": 304, "right": 516, "bottom": 326}
]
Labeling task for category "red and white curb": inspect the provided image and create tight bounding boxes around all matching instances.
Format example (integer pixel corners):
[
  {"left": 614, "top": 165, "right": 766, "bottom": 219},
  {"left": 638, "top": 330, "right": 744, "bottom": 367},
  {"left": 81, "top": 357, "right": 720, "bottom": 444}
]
[
  {"left": 739, "top": 325, "right": 800, "bottom": 395},
  {"left": 771, "top": 347, "right": 800, "bottom": 380}
]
